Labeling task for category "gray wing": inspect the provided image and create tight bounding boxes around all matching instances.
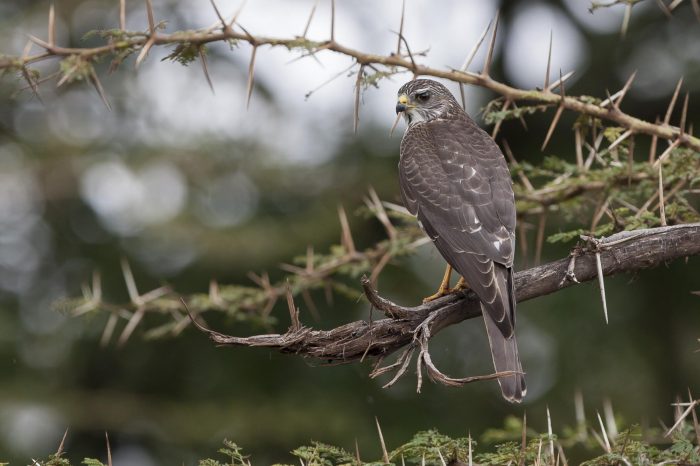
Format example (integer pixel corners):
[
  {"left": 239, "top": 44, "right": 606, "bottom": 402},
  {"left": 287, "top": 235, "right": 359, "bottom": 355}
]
[
  {"left": 399, "top": 114, "right": 524, "bottom": 401},
  {"left": 398, "top": 114, "right": 516, "bottom": 336}
]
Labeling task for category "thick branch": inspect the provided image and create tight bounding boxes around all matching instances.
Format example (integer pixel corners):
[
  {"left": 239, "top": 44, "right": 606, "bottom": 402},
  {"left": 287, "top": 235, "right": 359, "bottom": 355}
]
[{"left": 198, "top": 223, "right": 700, "bottom": 364}]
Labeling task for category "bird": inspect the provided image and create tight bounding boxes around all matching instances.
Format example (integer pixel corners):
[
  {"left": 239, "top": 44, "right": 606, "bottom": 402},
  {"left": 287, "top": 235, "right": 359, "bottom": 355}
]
[{"left": 394, "top": 78, "right": 526, "bottom": 402}]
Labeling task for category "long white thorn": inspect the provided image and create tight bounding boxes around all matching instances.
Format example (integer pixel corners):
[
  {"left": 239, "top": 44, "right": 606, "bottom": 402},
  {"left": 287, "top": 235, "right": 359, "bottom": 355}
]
[{"left": 595, "top": 251, "right": 608, "bottom": 324}]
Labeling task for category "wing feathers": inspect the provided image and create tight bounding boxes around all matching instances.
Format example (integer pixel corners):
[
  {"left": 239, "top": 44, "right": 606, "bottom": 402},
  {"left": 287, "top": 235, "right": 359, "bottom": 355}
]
[{"left": 398, "top": 109, "right": 524, "bottom": 402}]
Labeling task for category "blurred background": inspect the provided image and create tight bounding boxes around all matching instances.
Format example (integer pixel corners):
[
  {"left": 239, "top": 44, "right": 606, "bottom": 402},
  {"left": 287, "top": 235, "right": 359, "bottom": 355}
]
[{"left": 0, "top": 0, "right": 699, "bottom": 464}]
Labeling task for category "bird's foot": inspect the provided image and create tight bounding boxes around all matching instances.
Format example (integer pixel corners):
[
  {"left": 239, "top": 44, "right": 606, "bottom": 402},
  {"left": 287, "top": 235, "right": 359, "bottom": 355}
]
[
  {"left": 422, "top": 285, "right": 451, "bottom": 303},
  {"left": 448, "top": 277, "right": 470, "bottom": 293},
  {"left": 423, "top": 264, "right": 453, "bottom": 303},
  {"left": 423, "top": 278, "right": 470, "bottom": 303}
]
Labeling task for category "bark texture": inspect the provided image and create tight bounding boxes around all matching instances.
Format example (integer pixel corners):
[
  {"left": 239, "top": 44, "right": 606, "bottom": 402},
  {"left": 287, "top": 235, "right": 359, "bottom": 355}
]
[{"left": 194, "top": 223, "right": 700, "bottom": 365}]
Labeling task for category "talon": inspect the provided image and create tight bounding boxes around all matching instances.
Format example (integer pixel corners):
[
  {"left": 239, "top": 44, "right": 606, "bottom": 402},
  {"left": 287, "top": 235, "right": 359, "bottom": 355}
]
[
  {"left": 449, "top": 277, "right": 470, "bottom": 293},
  {"left": 422, "top": 264, "right": 453, "bottom": 303},
  {"left": 422, "top": 285, "right": 450, "bottom": 303}
]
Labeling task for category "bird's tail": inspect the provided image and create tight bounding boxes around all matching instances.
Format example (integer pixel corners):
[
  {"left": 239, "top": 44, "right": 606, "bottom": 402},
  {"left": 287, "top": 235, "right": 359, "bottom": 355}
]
[
  {"left": 482, "top": 266, "right": 526, "bottom": 403},
  {"left": 483, "top": 306, "right": 526, "bottom": 402}
]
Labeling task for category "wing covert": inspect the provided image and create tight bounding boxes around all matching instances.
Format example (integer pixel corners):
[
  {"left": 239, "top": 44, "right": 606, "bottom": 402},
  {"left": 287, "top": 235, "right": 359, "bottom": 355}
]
[{"left": 399, "top": 114, "right": 516, "bottom": 266}]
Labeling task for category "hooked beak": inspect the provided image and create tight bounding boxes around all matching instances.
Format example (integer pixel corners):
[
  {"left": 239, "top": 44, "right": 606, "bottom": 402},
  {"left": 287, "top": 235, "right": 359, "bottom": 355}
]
[{"left": 396, "top": 94, "right": 409, "bottom": 114}]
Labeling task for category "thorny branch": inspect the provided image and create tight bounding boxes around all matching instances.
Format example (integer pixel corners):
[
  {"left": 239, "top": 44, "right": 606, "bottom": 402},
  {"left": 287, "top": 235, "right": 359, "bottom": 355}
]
[
  {"left": 4, "top": 3, "right": 699, "bottom": 235},
  {"left": 192, "top": 223, "right": 700, "bottom": 390},
  {"left": 58, "top": 191, "right": 430, "bottom": 346},
  {"left": 2, "top": 2, "right": 700, "bottom": 152}
]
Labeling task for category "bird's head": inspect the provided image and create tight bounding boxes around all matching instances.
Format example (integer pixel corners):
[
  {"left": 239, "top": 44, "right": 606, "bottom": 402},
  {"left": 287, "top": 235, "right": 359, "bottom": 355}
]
[{"left": 396, "top": 79, "right": 460, "bottom": 126}]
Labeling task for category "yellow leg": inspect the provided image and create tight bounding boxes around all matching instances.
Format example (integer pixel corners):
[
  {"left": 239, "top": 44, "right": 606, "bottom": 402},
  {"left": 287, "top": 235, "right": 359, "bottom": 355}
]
[
  {"left": 423, "top": 264, "right": 453, "bottom": 303},
  {"left": 450, "top": 277, "right": 470, "bottom": 292}
]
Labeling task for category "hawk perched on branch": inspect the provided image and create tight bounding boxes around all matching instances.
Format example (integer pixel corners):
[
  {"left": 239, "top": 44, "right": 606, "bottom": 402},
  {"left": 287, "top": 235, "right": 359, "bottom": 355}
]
[{"left": 395, "top": 79, "right": 526, "bottom": 402}]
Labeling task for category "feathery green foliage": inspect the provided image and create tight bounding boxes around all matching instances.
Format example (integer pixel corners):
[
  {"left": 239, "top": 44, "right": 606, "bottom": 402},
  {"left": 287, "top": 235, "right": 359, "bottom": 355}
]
[{"left": 14, "top": 413, "right": 699, "bottom": 466}]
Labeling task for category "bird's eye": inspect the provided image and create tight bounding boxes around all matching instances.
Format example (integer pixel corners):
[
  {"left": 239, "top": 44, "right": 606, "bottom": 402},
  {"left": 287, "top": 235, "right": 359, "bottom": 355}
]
[{"left": 415, "top": 91, "right": 431, "bottom": 102}]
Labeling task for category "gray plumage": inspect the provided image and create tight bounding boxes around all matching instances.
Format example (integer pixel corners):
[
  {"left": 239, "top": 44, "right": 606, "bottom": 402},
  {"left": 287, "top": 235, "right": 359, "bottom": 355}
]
[{"left": 396, "top": 79, "right": 526, "bottom": 402}]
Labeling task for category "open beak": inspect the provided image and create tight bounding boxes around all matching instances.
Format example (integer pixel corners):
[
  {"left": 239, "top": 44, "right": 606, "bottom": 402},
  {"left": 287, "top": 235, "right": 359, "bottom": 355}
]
[{"left": 396, "top": 94, "right": 409, "bottom": 114}]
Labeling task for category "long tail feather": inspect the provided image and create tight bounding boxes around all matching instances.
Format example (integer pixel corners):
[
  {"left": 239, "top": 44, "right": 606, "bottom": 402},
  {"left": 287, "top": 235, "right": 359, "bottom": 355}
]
[
  {"left": 482, "top": 265, "right": 525, "bottom": 402},
  {"left": 483, "top": 306, "right": 526, "bottom": 402}
]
